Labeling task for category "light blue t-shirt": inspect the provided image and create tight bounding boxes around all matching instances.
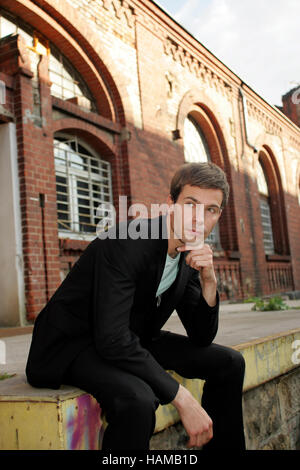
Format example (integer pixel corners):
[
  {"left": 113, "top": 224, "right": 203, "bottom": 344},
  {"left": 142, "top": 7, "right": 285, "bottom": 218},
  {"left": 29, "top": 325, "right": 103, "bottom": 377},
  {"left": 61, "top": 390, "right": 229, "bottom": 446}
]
[{"left": 156, "top": 253, "right": 181, "bottom": 298}]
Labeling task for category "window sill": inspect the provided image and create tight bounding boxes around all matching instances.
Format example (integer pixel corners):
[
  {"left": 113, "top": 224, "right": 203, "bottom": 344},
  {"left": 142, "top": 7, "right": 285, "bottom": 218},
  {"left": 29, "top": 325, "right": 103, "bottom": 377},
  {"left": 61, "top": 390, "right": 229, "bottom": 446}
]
[
  {"left": 227, "top": 250, "right": 241, "bottom": 260},
  {"left": 59, "top": 235, "right": 93, "bottom": 253},
  {"left": 52, "top": 96, "right": 122, "bottom": 134},
  {"left": 213, "top": 250, "right": 241, "bottom": 260},
  {"left": 266, "top": 254, "right": 291, "bottom": 262},
  {"left": 59, "top": 231, "right": 96, "bottom": 241}
]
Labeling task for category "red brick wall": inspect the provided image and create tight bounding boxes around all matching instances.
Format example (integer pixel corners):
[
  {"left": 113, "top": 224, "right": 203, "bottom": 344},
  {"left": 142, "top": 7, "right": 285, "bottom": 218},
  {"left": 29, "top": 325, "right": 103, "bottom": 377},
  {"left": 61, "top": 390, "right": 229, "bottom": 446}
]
[
  {"left": 282, "top": 88, "right": 300, "bottom": 128},
  {"left": 0, "top": 35, "right": 61, "bottom": 319},
  {"left": 0, "top": 0, "right": 299, "bottom": 322}
]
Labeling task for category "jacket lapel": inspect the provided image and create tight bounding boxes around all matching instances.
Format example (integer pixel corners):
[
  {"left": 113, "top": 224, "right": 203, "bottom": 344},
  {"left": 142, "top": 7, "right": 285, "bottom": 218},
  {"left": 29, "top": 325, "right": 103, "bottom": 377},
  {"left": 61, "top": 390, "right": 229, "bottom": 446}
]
[
  {"left": 159, "top": 213, "right": 191, "bottom": 303},
  {"left": 163, "top": 252, "right": 190, "bottom": 307},
  {"left": 147, "top": 214, "right": 191, "bottom": 331},
  {"left": 153, "top": 251, "right": 191, "bottom": 331}
]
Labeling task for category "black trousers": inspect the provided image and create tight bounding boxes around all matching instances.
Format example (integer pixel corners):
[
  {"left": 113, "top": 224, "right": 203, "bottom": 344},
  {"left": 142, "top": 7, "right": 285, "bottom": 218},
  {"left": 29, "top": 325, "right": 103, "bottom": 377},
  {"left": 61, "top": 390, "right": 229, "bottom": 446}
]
[{"left": 63, "top": 330, "right": 246, "bottom": 451}]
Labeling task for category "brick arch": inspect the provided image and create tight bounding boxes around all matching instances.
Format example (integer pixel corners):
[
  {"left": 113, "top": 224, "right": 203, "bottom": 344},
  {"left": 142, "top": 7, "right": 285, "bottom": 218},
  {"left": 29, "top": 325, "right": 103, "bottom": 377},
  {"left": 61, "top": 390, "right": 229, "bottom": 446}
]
[
  {"left": 52, "top": 119, "right": 118, "bottom": 159},
  {"left": 176, "top": 88, "right": 233, "bottom": 166},
  {"left": 52, "top": 119, "right": 128, "bottom": 211},
  {"left": 186, "top": 105, "right": 225, "bottom": 167},
  {"left": 257, "top": 145, "right": 290, "bottom": 255},
  {"left": 176, "top": 88, "right": 239, "bottom": 252},
  {"left": 1, "top": 0, "right": 126, "bottom": 124}
]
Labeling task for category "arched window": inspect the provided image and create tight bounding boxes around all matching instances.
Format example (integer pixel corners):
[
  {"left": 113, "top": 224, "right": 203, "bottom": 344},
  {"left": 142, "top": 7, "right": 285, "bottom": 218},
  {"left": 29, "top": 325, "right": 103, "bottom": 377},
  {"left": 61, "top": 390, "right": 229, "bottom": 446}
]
[
  {"left": 0, "top": 11, "right": 32, "bottom": 43},
  {"left": 183, "top": 115, "right": 220, "bottom": 247},
  {"left": 257, "top": 161, "right": 275, "bottom": 254},
  {"left": 0, "top": 12, "right": 96, "bottom": 112},
  {"left": 183, "top": 115, "right": 210, "bottom": 163},
  {"left": 54, "top": 135, "right": 113, "bottom": 238},
  {"left": 49, "top": 45, "right": 95, "bottom": 111}
]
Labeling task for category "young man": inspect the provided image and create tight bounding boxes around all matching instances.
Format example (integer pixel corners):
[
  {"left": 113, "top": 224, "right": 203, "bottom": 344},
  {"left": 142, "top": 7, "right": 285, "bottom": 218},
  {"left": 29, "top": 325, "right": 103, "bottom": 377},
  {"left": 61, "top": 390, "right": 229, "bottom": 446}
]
[{"left": 26, "top": 162, "right": 246, "bottom": 450}]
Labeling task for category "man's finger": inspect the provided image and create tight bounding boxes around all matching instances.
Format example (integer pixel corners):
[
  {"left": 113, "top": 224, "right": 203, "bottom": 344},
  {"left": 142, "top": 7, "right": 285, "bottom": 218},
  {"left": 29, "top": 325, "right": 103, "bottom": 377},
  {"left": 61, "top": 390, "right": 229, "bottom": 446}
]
[
  {"left": 187, "top": 436, "right": 196, "bottom": 449},
  {"left": 186, "top": 253, "right": 213, "bottom": 265},
  {"left": 177, "top": 244, "right": 209, "bottom": 253},
  {"left": 186, "top": 253, "right": 212, "bottom": 263},
  {"left": 180, "top": 242, "right": 204, "bottom": 251},
  {"left": 176, "top": 245, "right": 191, "bottom": 253}
]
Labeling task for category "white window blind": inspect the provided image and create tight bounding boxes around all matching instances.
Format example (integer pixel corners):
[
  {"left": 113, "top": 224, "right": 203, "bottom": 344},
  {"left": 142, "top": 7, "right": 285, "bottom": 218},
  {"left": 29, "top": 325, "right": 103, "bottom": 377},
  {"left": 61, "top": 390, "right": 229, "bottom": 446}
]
[
  {"left": 257, "top": 162, "right": 275, "bottom": 254},
  {"left": 54, "top": 136, "right": 113, "bottom": 237}
]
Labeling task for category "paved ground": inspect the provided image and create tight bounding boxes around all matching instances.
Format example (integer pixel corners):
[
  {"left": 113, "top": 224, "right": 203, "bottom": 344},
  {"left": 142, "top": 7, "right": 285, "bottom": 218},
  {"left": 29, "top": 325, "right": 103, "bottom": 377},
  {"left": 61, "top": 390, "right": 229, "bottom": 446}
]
[
  {"left": 164, "top": 300, "right": 300, "bottom": 346},
  {"left": 1, "top": 300, "right": 300, "bottom": 376}
]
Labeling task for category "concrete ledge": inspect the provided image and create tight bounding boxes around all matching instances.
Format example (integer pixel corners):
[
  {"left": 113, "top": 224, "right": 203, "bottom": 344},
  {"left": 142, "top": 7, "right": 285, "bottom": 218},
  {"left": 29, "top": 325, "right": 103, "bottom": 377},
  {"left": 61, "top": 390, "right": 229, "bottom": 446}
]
[
  {"left": 0, "top": 375, "right": 102, "bottom": 450},
  {"left": 0, "top": 328, "right": 299, "bottom": 450},
  {"left": 153, "top": 327, "right": 300, "bottom": 433},
  {"left": 235, "top": 328, "right": 300, "bottom": 391}
]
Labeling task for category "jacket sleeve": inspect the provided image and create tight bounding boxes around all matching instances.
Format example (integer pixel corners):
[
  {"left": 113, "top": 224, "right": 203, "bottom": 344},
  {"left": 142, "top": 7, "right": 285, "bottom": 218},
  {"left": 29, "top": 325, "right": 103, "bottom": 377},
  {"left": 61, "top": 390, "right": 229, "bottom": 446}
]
[
  {"left": 93, "top": 237, "right": 179, "bottom": 405},
  {"left": 175, "top": 267, "right": 219, "bottom": 346}
]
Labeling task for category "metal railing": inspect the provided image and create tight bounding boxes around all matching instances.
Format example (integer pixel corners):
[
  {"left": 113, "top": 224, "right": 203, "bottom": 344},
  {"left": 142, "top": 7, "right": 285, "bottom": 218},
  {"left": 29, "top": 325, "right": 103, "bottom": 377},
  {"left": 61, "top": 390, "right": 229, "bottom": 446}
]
[
  {"left": 215, "top": 260, "right": 243, "bottom": 300},
  {"left": 267, "top": 262, "right": 294, "bottom": 294}
]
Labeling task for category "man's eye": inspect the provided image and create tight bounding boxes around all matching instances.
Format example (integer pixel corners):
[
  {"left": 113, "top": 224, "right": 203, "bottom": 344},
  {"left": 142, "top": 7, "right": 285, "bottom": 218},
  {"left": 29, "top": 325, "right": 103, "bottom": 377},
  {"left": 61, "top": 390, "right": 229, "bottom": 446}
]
[{"left": 207, "top": 207, "right": 216, "bottom": 214}]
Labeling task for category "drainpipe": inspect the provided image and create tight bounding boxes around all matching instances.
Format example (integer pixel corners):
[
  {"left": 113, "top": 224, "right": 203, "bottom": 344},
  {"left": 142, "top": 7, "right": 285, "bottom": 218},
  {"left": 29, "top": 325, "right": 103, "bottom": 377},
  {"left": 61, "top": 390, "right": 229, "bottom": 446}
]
[
  {"left": 239, "top": 85, "right": 261, "bottom": 296},
  {"left": 239, "top": 86, "right": 258, "bottom": 154},
  {"left": 39, "top": 193, "right": 49, "bottom": 303}
]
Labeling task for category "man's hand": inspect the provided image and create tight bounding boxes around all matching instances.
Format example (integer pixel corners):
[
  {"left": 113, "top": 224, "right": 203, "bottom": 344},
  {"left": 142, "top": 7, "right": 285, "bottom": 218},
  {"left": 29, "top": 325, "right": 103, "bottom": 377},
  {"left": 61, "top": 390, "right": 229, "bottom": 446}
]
[
  {"left": 172, "top": 384, "right": 213, "bottom": 448},
  {"left": 177, "top": 243, "right": 217, "bottom": 306}
]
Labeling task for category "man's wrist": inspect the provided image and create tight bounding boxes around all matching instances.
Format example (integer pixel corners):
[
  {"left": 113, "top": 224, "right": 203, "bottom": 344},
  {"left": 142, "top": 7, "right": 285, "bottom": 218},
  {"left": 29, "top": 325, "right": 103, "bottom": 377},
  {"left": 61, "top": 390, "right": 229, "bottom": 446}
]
[
  {"left": 171, "top": 384, "right": 190, "bottom": 411},
  {"left": 201, "top": 280, "right": 217, "bottom": 307}
]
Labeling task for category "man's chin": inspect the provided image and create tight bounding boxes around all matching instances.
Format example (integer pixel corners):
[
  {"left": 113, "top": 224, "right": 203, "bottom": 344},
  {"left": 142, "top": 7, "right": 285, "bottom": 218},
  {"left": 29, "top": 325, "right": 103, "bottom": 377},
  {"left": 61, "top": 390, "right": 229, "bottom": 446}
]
[
  {"left": 182, "top": 236, "right": 204, "bottom": 249},
  {"left": 183, "top": 236, "right": 197, "bottom": 244}
]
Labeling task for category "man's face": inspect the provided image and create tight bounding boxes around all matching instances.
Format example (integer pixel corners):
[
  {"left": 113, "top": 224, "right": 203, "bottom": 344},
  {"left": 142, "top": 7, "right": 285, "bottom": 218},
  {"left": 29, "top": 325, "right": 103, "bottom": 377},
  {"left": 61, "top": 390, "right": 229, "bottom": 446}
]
[{"left": 167, "top": 184, "right": 223, "bottom": 247}]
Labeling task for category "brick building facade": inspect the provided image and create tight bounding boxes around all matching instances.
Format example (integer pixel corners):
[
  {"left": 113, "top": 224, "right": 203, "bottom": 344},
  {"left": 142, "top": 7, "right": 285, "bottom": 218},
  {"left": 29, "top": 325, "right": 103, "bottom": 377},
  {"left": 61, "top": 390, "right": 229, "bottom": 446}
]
[
  {"left": 281, "top": 86, "right": 300, "bottom": 128},
  {"left": 0, "top": 0, "right": 299, "bottom": 326}
]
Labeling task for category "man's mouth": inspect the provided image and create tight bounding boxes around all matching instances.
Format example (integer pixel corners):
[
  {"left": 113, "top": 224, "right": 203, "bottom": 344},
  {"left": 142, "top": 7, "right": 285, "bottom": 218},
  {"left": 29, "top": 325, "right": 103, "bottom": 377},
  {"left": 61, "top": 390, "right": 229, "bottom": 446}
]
[
  {"left": 185, "top": 230, "right": 202, "bottom": 239},
  {"left": 186, "top": 228, "right": 203, "bottom": 235}
]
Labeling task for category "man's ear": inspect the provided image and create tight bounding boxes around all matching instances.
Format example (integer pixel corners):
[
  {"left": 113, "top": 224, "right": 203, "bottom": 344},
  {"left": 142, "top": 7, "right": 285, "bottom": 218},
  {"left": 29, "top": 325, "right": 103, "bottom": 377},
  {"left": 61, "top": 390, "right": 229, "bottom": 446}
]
[{"left": 166, "top": 194, "right": 174, "bottom": 211}]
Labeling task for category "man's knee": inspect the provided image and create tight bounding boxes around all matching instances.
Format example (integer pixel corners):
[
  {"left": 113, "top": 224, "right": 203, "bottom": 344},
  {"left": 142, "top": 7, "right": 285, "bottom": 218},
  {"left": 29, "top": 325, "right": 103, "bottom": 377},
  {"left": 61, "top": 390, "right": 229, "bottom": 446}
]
[
  {"left": 108, "top": 385, "right": 159, "bottom": 421},
  {"left": 228, "top": 348, "right": 245, "bottom": 377},
  {"left": 199, "top": 344, "right": 245, "bottom": 383},
  {"left": 125, "top": 391, "right": 158, "bottom": 414}
]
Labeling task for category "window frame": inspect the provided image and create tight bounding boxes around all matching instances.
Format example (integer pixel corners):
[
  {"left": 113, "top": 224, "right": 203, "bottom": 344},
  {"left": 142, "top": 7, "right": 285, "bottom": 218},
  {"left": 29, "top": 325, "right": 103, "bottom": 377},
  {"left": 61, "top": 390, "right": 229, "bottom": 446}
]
[
  {"left": 0, "top": 12, "right": 96, "bottom": 112},
  {"left": 259, "top": 194, "right": 275, "bottom": 255},
  {"left": 54, "top": 134, "right": 113, "bottom": 241},
  {"left": 257, "top": 159, "right": 275, "bottom": 255}
]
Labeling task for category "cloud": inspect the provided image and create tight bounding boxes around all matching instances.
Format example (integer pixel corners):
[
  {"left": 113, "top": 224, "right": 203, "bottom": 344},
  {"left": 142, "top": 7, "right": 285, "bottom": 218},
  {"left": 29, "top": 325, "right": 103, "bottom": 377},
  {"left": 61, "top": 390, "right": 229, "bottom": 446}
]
[{"left": 171, "top": 0, "right": 300, "bottom": 106}]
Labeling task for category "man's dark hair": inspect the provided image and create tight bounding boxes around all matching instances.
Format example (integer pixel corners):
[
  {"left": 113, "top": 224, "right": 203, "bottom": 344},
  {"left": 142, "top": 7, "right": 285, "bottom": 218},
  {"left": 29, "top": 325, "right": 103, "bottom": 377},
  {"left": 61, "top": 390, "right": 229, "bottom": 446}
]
[{"left": 170, "top": 162, "right": 230, "bottom": 209}]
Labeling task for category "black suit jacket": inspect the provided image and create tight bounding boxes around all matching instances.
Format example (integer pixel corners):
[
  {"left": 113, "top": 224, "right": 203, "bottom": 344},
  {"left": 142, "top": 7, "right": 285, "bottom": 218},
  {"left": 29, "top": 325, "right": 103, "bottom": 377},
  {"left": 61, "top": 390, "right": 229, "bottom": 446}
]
[{"left": 26, "top": 216, "right": 219, "bottom": 405}]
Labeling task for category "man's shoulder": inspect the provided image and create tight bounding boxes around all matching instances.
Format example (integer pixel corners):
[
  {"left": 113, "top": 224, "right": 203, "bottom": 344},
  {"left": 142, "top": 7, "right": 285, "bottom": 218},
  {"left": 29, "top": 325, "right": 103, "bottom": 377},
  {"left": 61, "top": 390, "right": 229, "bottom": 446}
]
[
  {"left": 89, "top": 216, "right": 167, "bottom": 267},
  {"left": 96, "top": 215, "right": 168, "bottom": 245}
]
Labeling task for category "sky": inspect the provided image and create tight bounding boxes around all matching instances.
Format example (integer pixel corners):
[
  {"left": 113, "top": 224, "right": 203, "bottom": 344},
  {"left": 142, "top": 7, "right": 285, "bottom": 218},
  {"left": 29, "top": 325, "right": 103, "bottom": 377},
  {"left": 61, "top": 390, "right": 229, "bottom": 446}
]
[{"left": 154, "top": 0, "right": 300, "bottom": 107}]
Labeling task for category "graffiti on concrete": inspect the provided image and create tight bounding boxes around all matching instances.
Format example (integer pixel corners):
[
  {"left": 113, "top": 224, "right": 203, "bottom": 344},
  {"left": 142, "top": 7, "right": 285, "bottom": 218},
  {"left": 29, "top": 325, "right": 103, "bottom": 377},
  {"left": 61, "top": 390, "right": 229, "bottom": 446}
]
[
  {"left": 65, "top": 394, "right": 103, "bottom": 450},
  {"left": 239, "top": 332, "right": 300, "bottom": 390},
  {"left": 254, "top": 340, "right": 281, "bottom": 383}
]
